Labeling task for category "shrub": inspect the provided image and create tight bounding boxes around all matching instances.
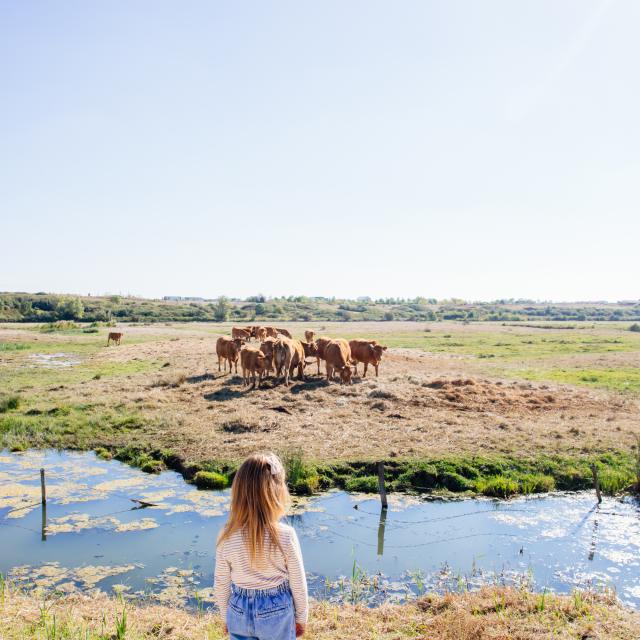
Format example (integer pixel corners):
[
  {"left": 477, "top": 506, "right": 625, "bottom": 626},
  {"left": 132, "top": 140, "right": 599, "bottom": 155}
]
[
  {"left": 629, "top": 323, "right": 640, "bottom": 333},
  {"left": 345, "top": 475, "right": 379, "bottom": 493},
  {"left": 476, "top": 476, "right": 519, "bottom": 498},
  {"left": 95, "top": 447, "right": 113, "bottom": 460},
  {"left": 0, "top": 395, "right": 20, "bottom": 413},
  {"left": 194, "top": 470, "right": 228, "bottom": 490}
]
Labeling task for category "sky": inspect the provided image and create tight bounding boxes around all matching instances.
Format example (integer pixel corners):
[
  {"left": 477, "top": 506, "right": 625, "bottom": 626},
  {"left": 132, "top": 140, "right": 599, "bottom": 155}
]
[{"left": 1, "top": 0, "right": 639, "bottom": 302}]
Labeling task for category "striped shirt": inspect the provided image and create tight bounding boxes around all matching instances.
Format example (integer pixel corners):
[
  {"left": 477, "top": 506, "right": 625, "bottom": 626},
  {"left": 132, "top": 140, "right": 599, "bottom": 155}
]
[{"left": 214, "top": 522, "right": 309, "bottom": 624}]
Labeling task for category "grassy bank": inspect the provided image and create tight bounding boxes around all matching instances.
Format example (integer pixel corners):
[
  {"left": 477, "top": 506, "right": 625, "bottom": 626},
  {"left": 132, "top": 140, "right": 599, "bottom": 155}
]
[
  {"left": 74, "top": 445, "right": 640, "bottom": 499},
  {"left": 2, "top": 582, "right": 638, "bottom": 639}
]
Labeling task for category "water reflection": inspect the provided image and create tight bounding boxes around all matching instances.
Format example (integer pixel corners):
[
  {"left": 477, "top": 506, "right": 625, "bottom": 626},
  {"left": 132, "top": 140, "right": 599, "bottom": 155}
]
[{"left": 1, "top": 450, "right": 639, "bottom": 609}]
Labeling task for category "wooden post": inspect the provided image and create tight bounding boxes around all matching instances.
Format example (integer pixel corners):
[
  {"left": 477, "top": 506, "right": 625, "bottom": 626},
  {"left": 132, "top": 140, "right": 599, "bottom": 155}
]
[
  {"left": 377, "top": 505, "right": 387, "bottom": 556},
  {"left": 40, "top": 468, "right": 47, "bottom": 504},
  {"left": 590, "top": 464, "right": 602, "bottom": 504},
  {"left": 377, "top": 461, "right": 388, "bottom": 509}
]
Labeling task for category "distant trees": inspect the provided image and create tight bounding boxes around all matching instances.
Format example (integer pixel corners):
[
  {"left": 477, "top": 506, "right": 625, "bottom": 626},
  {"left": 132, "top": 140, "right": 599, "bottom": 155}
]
[
  {"left": 58, "top": 297, "right": 84, "bottom": 320},
  {"left": 212, "top": 296, "right": 230, "bottom": 322}
]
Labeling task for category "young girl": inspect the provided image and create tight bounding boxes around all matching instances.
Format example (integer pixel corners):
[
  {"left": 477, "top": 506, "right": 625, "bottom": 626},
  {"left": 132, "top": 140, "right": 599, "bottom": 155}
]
[{"left": 215, "top": 453, "right": 308, "bottom": 639}]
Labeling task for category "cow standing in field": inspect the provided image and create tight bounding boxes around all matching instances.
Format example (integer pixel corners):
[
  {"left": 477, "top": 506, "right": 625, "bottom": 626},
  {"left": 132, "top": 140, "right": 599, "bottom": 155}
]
[
  {"left": 272, "top": 337, "right": 305, "bottom": 386},
  {"left": 301, "top": 341, "right": 318, "bottom": 362},
  {"left": 263, "top": 327, "right": 279, "bottom": 338},
  {"left": 324, "top": 339, "right": 353, "bottom": 385},
  {"left": 240, "top": 347, "right": 267, "bottom": 389},
  {"left": 256, "top": 327, "right": 268, "bottom": 342},
  {"left": 259, "top": 336, "right": 277, "bottom": 376},
  {"left": 349, "top": 339, "right": 388, "bottom": 377},
  {"left": 107, "top": 332, "right": 123, "bottom": 346},
  {"left": 216, "top": 337, "right": 245, "bottom": 373},
  {"left": 304, "top": 330, "right": 315, "bottom": 343},
  {"left": 314, "top": 337, "right": 332, "bottom": 375},
  {"left": 232, "top": 327, "right": 252, "bottom": 341},
  {"left": 276, "top": 327, "right": 292, "bottom": 338}
]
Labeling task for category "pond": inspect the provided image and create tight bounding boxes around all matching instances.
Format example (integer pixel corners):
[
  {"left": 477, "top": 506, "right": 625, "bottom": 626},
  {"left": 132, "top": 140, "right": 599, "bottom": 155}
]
[{"left": 1, "top": 450, "right": 639, "bottom": 608}]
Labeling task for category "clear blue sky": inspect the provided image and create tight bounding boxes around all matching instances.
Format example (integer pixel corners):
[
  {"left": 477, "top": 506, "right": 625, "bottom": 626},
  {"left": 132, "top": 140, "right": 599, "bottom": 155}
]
[{"left": 1, "top": 1, "right": 638, "bottom": 301}]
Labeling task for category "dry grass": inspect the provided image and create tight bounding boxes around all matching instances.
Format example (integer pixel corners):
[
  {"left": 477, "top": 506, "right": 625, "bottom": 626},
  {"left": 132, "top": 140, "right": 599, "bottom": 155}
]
[
  {"left": 2, "top": 583, "right": 638, "bottom": 639},
  {"left": 1, "top": 323, "right": 638, "bottom": 464}
]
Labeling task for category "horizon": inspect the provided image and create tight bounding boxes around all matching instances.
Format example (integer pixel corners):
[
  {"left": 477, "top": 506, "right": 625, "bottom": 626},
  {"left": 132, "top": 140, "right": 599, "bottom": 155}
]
[
  {"left": 2, "top": 1, "right": 639, "bottom": 300},
  {"left": 3, "top": 289, "right": 638, "bottom": 306}
]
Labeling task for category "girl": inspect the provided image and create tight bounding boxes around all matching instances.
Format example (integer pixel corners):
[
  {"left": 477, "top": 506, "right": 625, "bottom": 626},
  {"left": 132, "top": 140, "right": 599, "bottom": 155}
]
[{"left": 215, "top": 453, "right": 308, "bottom": 639}]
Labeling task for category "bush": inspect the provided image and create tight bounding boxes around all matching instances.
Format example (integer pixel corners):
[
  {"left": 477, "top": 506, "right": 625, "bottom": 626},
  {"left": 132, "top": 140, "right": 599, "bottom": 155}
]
[
  {"left": 194, "top": 470, "right": 228, "bottom": 489},
  {"left": 95, "top": 447, "right": 113, "bottom": 460},
  {"left": 282, "top": 450, "right": 320, "bottom": 495},
  {"left": 629, "top": 323, "right": 640, "bottom": 333},
  {"left": 0, "top": 395, "right": 20, "bottom": 413},
  {"left": 345, "top": 475, "right": 379, "bottom": 493},
  {"left": 476, "top": 476, "right": 519, "bottom": 498}
]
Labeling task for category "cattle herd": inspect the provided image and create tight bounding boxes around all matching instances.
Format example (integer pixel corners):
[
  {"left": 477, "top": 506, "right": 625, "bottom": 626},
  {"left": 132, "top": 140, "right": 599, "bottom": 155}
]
[{"left": 216, "top": 326, "right": 388, "bottom": 389}]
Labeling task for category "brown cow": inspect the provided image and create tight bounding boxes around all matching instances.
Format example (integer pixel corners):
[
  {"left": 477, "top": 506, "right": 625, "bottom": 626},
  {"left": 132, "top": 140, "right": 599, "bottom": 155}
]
[
  {"left": 324, "top": 339, "right": 353, "bottom": 385},
  {"left": 276, "top": 327, "right": 292, "bottom": 339},
  {"left": 256, "top": 327, "right": 268, "bottom": 342},
  {"left": 259, "top": 336, "right": 277, "bottom": 376},
  {"left": 272, "top": 337, "right": 305, "bottom": 386},
  {"left": 216, "top": 336, "right": 245, "bottom": 373},
  {"left": 240, "top": 347, "right": 266, "bottom": 389},
  {"left": 349, "top": 339, "right": 388, "bottom": 377},
  {"left": 263, "top": 326, "right": 279, "bottom": 338},
  {"left": 314, "top": 336, "right": 332, "bottom": 375},
  {"left": 304, "top": 330, "right": 315, "bottom": 343},
  {"left": 301, "top": 341, "right": 318, "bottom": 360},
  {"left": 107, "top": 332, "right": 123, "bottom": 346},
  {"left": 232, "top": 327, "right": 252, "bottom": 341}
]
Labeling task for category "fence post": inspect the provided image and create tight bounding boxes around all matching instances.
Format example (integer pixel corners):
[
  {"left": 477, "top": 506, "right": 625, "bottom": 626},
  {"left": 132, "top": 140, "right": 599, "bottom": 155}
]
[
  {"left": 377, "top": 461, "right": 388, "bottom": 509},
  {"left": 590, "top": 464, "right": 602, "bottom": 504},
  {"left": 40, "top": 468, "right": 46, "bottom": 504}
]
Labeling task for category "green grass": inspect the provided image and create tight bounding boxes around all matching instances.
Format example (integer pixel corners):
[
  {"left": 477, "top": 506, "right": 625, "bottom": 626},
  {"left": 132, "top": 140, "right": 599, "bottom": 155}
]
[
  {"left": 519, "top": 367, "right": 640, "bottom": 394},
  {"left": 323, "top": 329, "right": 640, "bottom": 360},
  {"left": 193, "top": 470, "right": 228, "bottom": 489},
  {"left": 0, "top": 342, "right": 30, "bottom": 351},
  {"left": 0, "top": 395, "right": 21, "bottom": 413}
]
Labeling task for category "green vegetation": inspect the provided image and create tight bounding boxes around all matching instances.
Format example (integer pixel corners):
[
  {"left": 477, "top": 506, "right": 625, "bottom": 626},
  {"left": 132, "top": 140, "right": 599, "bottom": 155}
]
[
  {"left": 630, "top": 323, "right": 640, "bottom": 332},
  {"left": 2, "top": 292, "right": 639, "bottom": 323},
  {"left": 0, "top": 395, "right": 20, "bottom": 413},
  {"left": 193, "top": 470, "right": 228, "bottom": 489},
  {"left": 282, "top": 450, "right": 320, "bottom": 494},
  {"left": 520, "top": 367, "right": 640, "bottom": 394}
]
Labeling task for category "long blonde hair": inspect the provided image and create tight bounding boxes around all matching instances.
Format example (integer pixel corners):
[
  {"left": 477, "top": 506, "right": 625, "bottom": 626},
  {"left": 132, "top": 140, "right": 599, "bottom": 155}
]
[{"left": 217, "top": 453, "right": 290, "bottom": 566}]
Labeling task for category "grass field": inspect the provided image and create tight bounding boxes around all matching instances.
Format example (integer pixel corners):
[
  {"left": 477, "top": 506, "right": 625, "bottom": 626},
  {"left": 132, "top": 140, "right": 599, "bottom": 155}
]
[
  {"left": 3, "top": 582, "right": 639, "bottom": 640},
  {"left": 1, "top": 321, "right": 639, "bottom": 494}
]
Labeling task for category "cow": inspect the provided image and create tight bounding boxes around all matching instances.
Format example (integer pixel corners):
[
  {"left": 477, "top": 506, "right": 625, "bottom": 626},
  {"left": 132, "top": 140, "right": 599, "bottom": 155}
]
[
  {"left": 232, "top": 327, "right": 252, "bottom": 341},
  {"left": 314, "top": 336, "right": 332, "bottom": 375},
  {"left": 276, "top": 327, "right": 292, "bottom": 339},
  {"left": 107, "top": 332, "right": 123, "bottom": 346},
  {"left": 259, "top": 336, "right": 277, "bottom": 376},
  {"left": 304, "top": 330, "right": 315, "bottom": 343},
  {"left": 263, "top": 326, "right": 279, "bottom": 338},
  {"left": 256, "top": 327, "right": 268, "bottom": 342},
  {"left": 272, "top": 337, "right": 305, "bottom": 386},
  {"left": 240, "top": 347, "right": 267, "bottom": 389},
  {"left": 301, "top": 341, "right": 318, "bottom": 360},
  {"left": 349, "top": 339, "right": 388, "bottom": 377},
  {"left": 216, "top": 336, "right": 245, "bottom": 373},
  {"left": 324, "top": 339, "right": 353, "bottom": 385}
]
